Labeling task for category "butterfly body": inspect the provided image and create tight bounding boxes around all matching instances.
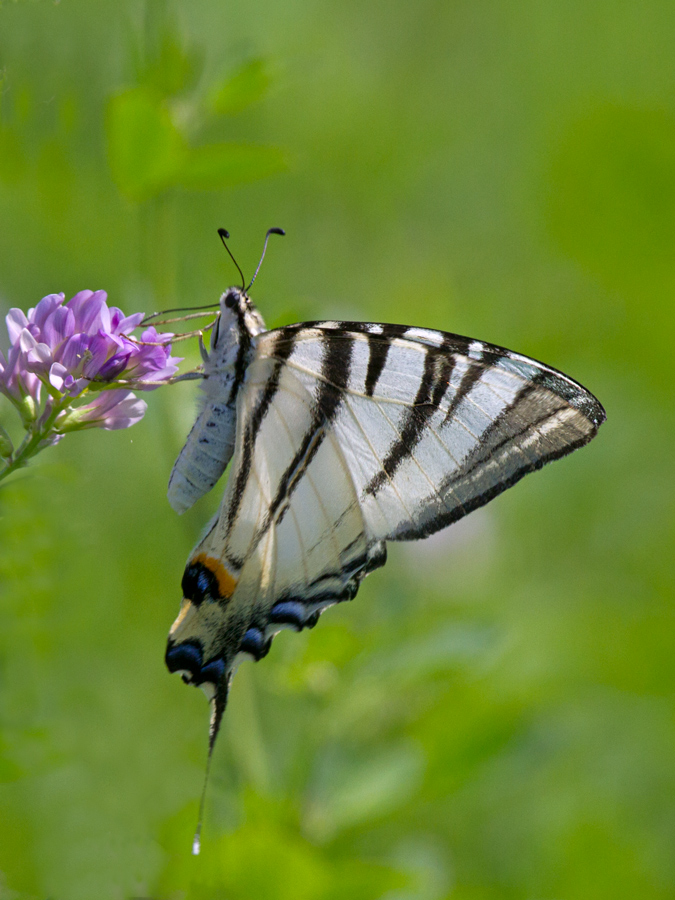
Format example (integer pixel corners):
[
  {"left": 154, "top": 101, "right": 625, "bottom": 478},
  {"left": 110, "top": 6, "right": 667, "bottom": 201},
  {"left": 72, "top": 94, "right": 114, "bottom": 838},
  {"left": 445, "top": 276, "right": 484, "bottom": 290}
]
[
  {"left": 166, "top": 287, "right": 605, "bottom": 738},
  {"left": 167, "top": 288, "right": 267, "bottom": 515}
]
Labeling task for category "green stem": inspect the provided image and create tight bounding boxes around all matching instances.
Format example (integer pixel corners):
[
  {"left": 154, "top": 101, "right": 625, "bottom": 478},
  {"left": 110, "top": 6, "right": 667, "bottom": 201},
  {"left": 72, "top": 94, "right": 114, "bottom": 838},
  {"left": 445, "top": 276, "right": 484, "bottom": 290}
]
[{"left": 0, "top": 397, "right": 68, "bottom": 486}]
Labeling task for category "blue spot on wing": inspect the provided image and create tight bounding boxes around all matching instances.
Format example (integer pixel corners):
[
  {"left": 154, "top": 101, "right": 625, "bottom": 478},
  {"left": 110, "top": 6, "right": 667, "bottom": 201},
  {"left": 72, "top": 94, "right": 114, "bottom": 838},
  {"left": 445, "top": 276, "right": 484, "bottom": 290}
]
[
  {"left": 269, "top": 601, "right": 306, "bottom": 630},
  {"left": 165, "top": 640, "right": 225, "bottom": 686},
  {"left": 198, "top": 656, "right": 225, "bottom": 685},
  {"left": 239, "top": 627, "right": 272, "bottom": 660},
  {"left": 166, "top": 641, "right": 203, "bottom": 674},
  {"left": 240, "top": 627, "right": 265, "bottom": 654}
]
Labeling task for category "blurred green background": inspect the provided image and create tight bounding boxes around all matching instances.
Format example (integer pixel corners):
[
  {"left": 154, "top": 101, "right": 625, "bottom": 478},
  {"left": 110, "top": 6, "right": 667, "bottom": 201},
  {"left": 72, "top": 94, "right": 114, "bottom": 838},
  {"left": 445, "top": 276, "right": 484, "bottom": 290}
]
[{"left": 0, "top": 1, "right": 673, "bottom": 897}]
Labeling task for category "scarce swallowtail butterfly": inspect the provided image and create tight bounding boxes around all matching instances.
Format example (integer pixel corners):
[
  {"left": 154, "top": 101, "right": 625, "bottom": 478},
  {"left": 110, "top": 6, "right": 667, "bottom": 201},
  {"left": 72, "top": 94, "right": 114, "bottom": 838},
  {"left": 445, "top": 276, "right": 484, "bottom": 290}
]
[{"left": 164, "top": 230, "right": 605, "bottom": 852}]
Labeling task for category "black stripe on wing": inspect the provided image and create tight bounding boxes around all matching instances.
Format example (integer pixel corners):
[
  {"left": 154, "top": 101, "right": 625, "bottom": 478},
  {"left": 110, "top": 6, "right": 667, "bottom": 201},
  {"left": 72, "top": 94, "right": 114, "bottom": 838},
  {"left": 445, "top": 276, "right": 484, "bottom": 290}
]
[
  {"left": 256, "top": 333, "right": 355, "bottom": 541},
  {"left": 231, "top": 542, "right": 386, "bottom": 666},
  {"left": 531, "top": 368, "right": 605, "bottom": 428},
  {"left": 365, "top": 338, "right": 458, "bottom": 495},
  {"left": 365, "top": 336, "right": 390, "bottom": 397},
  {"left": 268, "top": 320, "right": 605, "bottom": 427},
  {"left": 394, "top": 375, "right": 602, "bottom": 541},
  {"left": 440, "top": 357, "right": 486, "bottom": 426},
  {"left": 259, "top": 320, "right": 606, "bottom": 540},
  {"left": 226, "top": 331, "right": 297, "bottom": 532}
]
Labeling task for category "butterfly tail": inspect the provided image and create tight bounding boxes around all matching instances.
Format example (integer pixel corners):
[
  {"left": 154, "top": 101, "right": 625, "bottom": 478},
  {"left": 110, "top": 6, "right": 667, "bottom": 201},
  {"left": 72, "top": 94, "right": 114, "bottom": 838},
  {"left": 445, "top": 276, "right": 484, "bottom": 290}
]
[{"left": 192, "top": 672, "right": 231, "bottom": 855}]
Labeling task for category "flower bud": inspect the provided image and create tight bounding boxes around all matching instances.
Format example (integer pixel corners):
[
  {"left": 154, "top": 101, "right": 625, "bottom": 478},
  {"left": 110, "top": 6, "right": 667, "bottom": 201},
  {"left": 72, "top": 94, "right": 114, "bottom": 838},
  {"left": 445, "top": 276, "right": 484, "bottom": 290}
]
[
  {"left": 0, "top": 424, "right": 12, "bottom": 459},
  {"left": 17, "top": 394, "right": 37, "bottom": 426}
]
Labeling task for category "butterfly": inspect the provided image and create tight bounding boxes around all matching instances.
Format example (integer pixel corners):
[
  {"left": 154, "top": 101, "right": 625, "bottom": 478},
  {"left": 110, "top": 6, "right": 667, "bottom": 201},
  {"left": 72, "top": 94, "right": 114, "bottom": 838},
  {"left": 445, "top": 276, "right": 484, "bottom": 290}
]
[{"left": 163, "top": 232, "right": 605, "bottom": 850}]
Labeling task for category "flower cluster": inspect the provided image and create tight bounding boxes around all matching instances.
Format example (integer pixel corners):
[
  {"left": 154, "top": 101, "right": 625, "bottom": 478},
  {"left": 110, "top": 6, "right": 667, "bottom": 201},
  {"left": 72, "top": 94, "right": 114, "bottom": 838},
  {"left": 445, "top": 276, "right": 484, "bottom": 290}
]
[{"left": 0, "top": 290, "right": 181, "bottom": 477}]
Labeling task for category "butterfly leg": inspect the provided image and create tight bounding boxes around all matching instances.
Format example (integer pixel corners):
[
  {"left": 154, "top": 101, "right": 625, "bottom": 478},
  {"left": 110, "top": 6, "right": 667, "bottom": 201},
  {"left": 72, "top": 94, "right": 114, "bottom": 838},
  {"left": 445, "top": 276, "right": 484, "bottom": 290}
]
[{"left": 169, "top": 368, "right": 205, "bottom": 383}]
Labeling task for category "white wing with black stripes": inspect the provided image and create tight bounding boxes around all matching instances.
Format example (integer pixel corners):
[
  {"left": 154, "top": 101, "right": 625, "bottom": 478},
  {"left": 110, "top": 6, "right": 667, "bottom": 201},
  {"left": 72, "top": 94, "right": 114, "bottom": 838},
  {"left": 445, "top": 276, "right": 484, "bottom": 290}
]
[
  {"left": 258, "top": 321, "right": 605, "bottom": 543},
  {"left": 165, "top": 303, "right": 605, "bottom": 765}
]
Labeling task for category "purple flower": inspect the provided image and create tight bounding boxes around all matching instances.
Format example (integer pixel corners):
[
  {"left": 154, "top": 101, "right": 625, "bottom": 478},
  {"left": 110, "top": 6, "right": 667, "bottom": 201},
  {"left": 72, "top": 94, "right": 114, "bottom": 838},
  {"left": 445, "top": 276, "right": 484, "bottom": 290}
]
[
  {"left": 59, "top": 389, "right": 148, "bottom": 431},
  {"left": 0, "top": 341, "right": 42, "bottom": 407},
  {"left": 0, "top": 290, "right": 181, "bottom": 431}
]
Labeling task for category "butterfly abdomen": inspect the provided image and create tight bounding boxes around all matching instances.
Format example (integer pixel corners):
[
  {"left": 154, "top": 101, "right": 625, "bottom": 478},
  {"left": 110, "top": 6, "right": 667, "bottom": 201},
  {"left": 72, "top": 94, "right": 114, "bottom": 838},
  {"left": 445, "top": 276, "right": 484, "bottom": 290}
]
[{"left": 168, "top": 400, "right": 238, "bottom": 514}]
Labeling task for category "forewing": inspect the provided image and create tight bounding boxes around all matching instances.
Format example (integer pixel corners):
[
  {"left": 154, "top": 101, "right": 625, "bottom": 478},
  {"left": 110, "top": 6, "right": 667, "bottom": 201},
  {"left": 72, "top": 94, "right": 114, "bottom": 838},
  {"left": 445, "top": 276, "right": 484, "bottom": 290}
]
[{"left": 255, "top": 322, "right": 606, "bottom": 542}]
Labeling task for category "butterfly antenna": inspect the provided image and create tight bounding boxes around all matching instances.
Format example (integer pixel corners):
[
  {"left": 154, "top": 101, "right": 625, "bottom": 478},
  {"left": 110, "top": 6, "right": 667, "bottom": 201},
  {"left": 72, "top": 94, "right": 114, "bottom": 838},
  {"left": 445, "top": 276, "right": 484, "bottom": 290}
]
[
  {"left": 218, "top": 228, "right": 246, "bottom": 290},
  {"left": 246, "top": 227, "right": 285, "bottom": 292},
  {"left": 192, "top": 676, "right": 230, "bottom": 856},
  {"left": 141, "top": 305, "right": 219, "bottom": 327}
]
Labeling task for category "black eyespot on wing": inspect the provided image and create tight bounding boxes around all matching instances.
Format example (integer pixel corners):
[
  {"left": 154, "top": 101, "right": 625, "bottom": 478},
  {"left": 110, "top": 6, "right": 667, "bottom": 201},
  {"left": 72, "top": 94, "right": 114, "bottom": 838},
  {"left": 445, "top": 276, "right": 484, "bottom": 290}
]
[{"left": 182, "top": 561, "right": 220, "bottom": 606}]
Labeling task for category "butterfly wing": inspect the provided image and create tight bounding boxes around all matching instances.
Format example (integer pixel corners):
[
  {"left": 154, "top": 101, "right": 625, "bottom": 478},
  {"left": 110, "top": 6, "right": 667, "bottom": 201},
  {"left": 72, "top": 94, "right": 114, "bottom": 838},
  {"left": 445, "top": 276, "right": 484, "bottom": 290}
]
[
  {"left": 252, "top": 321, "right": 606, "bottom": 544},
  {"left": 167, "top": 318, "right": 604, "bottom": 750},
  {"left": 175, "top": 318, "right": 604, "bottom": 662}
]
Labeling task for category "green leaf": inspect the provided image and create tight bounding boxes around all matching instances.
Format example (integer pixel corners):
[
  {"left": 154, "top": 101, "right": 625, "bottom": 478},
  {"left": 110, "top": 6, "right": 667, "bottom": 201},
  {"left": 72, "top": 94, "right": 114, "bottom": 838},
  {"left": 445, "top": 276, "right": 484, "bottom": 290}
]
[
  {"left": 106, "top": 87, "right": 185, "bottom": 200},
  {"left": 209, "top": 58, "right": 272, "bottom": 116},
  {"left": 143, "top": 33, "right": 202, "bottom": 97},
  {"left": 179, "top": 142, "right": 286, "bottom": 190}
]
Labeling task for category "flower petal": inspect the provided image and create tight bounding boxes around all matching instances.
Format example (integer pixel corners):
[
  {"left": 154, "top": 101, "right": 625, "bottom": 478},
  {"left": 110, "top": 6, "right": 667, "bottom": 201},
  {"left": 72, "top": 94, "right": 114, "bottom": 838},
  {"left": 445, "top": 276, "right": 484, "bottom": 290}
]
[
  {"left": 110, "top": 308, "right": 145, "bottom": 334},
  {"left": 31, "top": 294, "right": 65, "bottom": 332},
  {"left": 20, "top": 330, "right": 54, "bottom": 373},
  {"left": 6, "top": 290, "right": 178, "bottom": 401},
  {"left": 6, "top": 308, "right": 29, "bottom": 344},
  {"left": 67, "top": 289, "right": 111, "bottom": 334},
  {"left": 57, "top": 334, "right": 91, "bottom": 372},
  {"left": 81, "top": 332, "right": 117, "bottom": 379},
  {"left": 48, "top": 362, "right": 70, "bottom": 391},
  {"left": 74, "top": 389, "right": 147, "bottom": 429},
  {"left": 41, "top": 305, "right": 76, "bottom": 349},
  {"left": 66, "top": 290, "right": 95, "bottom": 322}
]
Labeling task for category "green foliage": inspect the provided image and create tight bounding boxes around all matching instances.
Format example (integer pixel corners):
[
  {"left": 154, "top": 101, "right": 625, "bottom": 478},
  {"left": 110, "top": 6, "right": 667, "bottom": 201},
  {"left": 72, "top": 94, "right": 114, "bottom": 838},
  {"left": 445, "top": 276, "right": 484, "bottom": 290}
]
[
  {"left": 156, "top": 794, "right": 407, "bottom": 899},
  {"left": 546, "top": 104, "right": 675, "bottom": 287},
  {"left": 209, "top": 58, "right": 273, "bottom": 116},
  {"left": 107, "top": 87, "right": 186, "bottom": 200},
  {"left": 105, "top": 8, "right": 284, "bottom": 201},
  {"left": 1, "top": 0, "right": 674, "bottom": 898},
  {"left": 106, "top": 82, "right": 285, "bottom": 198}
]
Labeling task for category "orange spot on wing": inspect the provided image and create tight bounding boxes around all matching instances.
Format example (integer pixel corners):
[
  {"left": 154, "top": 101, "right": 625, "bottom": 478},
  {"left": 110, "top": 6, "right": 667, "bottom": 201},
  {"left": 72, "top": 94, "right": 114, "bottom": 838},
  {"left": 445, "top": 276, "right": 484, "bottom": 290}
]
[{"left": 192, "top": 553, "right": 238, "bottom": 600}]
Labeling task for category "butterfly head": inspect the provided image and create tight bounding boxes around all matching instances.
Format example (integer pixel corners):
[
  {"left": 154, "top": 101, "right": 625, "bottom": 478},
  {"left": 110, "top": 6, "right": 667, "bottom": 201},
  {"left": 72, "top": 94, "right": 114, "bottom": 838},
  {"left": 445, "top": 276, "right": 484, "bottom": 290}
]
[{"left": 210, "top": 287, "right": 266, "bottom": 354}]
